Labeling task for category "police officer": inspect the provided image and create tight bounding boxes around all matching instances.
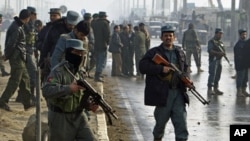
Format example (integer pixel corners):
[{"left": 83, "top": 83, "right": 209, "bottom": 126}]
[
  {"left": 182, "top": 23, "right": 203, "bottom": 73},
  {"left": 0, "top": 9, "right": 34, "bottom": 111},
  {"left": 51, "top": 20, "right": 90, "bottom": 68},
  {"left": 42, "top": 39, "right": 98, "bottom": 141},
  {"left": 207, "top": 28, "right": 225, "bottom": 95},
  {"left": 234, "top": 29, "right": 250, "bottom": 96},
  {"left": 36, "top": 8, "right": 61, "bottom": 51},
  {"left": 139, "top": 25, "right": 189, "bottom": 141},
  {"left": 39, "top": 10, "right": 79, "bottom": 82}
]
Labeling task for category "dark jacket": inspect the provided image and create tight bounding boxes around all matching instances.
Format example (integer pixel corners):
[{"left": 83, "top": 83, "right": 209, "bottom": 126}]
[
  {"left": 139, "top": 44, "right": 188, "bottom": 106},
  {"left": 108, "top": 32, "right": 122, "bottom": 53},
  {"left": 92, "top": 18, "right": 110, "bottom": 52},
  {"left": 242, "top": 39, "right": 250, "bottom": 68},
  {"left": 234, "top": 39, "right": 247, "bottom": 71},
  {"left": 36, "top": 21, "right": 53, "bottom": 51},
  {"left": 40, "top": 18, "right": 71, "bottom": 64},
  {"left": 4, "top": 16, "right": 26, "bottom": 61}
]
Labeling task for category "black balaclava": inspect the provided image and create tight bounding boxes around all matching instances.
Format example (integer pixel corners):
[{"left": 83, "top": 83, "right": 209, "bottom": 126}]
[{"left": 65, "top": 48, "right": 83, "bottom": 73}]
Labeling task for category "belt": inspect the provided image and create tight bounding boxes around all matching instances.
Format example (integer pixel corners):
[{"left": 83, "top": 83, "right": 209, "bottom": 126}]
[{"left": 49, "top": 105, "right": 82, "bottom": 114}]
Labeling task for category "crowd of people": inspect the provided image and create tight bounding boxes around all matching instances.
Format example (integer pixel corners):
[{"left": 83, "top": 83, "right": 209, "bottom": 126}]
[{"left": 0, "top": 5, "right": 250, "bottom": 141}]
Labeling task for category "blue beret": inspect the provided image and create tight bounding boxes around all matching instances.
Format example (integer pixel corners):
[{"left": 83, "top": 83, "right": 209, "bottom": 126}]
[
  {"left": 66, "top": 39, "right": 85, "bottom": 51},
  {"left": 49, "top": 8, "right": 61, "bottom": 15},
  {"left": 99, "top": 11, "right": 107, "bottom": 17},
  {"left": 215, "top": 28, "right": 223, "bottom": 33},
  {"left": 161, "top": 25, "right": 175, "bottom": 32},
  {"left": 27, "top": 6, "right": 36, "bottom": 14},
  {"left": 66, "top": 10, "right": 79, "bottom": 25},
  {"left": 238, "top": 29, "right": 247, "bottom": 34}
]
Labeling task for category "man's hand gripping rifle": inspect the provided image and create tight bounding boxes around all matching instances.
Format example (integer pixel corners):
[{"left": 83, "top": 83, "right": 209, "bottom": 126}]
[
  {"left": 77, "top": 79, "right": 118, "bottom": 125},
  {"left": 152, "top": 53, "right": 210, "bottom": 105}
]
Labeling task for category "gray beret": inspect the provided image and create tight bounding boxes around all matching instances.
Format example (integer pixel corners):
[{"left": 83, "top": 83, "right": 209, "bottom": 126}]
[
  {"left": 66, "top": 10, "right": 79, "bottom": 25},
  {"left": 215, "top": 28, "right": 223, "bottom": 33},
  {"left": 27, "top": 6, "right": 36, "bottom": 14},
  {"left": 161, "top": 25, "right": 175, "bottom": 32},
  {"left": 66, "top": 39, "right": 85, "bottom": 51},
  {"left": 49, "top": 8, "right": 61, "bottom": 15}
]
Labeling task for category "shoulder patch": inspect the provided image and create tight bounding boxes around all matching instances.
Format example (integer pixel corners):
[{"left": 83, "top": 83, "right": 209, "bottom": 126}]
[{"left": 47, "top": 76, "right": 56, "bottom": 83}]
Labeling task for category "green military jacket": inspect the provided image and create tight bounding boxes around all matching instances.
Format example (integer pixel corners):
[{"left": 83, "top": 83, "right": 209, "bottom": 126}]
[
  {"left": 182, "top": 29, "right": 199, "bottom": 48},
  {"left": 42, "top": 61, "right": 84, "bottom": 112},
  {"left": 134, "top": 31, "right": 146, "bottom": 54}
]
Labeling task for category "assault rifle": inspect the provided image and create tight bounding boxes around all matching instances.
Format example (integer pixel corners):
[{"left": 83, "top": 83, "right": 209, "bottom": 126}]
[
  {"left": 77, "top": 79, "right": 118, "bottom": 125},
  {"left": 152, "top": 53, "right": 210, "bottom": 105},
  {"left": 213, "top": 40, "right": 232, "bottom": 66}
]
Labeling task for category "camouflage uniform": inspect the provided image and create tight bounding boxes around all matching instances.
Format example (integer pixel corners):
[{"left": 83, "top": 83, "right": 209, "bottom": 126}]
[
  {"left": 42, "top": 61, "right": 97, "bottom": 141},
  {"left": 182, "top": 24, "right": 202, "bottom": 72},
  {"left": 23, "top": 17, "right": 37, "bottom": 97}
]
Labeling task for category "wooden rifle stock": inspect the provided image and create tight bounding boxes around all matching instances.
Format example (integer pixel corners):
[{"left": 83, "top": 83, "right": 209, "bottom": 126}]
[{"left": 152, "top": 53, "right": 210, "bottom": 105}]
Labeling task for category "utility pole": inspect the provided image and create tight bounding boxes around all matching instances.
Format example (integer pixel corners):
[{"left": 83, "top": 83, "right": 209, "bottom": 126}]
[
  {"left": 174, "top": 0, "right": 178, "bottom": 13},
  {"left": 152, "top": 0, "right": 155, "bottom": 16},
  {"left": 183, "top": 0, "right": 187, "bottom": 13},
  {"left": 230, "top": 0, "right": 236, "bottom": 47},
  {"left": 162, "top": 0, "right": 165, "bottom": 16},
  {"left": 144, "top": 0, "right": 146, "bottom": 9},
  {"left": 137, "top": 0, "right": 139, "bottom": 8}
]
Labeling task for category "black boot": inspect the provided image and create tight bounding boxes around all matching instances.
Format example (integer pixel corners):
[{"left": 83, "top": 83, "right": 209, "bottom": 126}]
[
  {"left": 15, "top": 91, "right": 23, "bottom": 103},
  {"left": 1, "top": 68, "right": 10, "bottom": 77},
  {"left": 94, "top": 72, "right": 104, "bottom": 82},
  {"left": 214, "top": 87, "right": 223, "bottom": 95}
]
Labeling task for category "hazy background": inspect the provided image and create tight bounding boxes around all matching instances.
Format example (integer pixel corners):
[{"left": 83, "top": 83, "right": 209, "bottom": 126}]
[{"left": 0, "top": 0, "right": 239, "bottom": 22}]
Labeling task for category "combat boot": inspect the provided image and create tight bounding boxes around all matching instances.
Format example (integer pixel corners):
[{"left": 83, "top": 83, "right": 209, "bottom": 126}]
[
  {"left": 197, "top": 67, "right": 204, "bottom": 73},
  {"left": 242, "top": 87, "right": 250, "bottom": 97},
  {"left": 207, "top": 87, "right": 215, "bottom": 95},
  {"left": 1, "top": 68, "right": 10, "bottom": 77},
  {"left": 214, "top": 88, "right": 223, "bottom": 95},
  {"left": 236, "top": 88, "right": 245, "bottom": 97}
]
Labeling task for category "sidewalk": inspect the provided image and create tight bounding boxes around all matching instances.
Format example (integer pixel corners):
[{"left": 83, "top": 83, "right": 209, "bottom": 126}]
[{"left": 0, "top": 60, "right": 109, "bottom": 141}]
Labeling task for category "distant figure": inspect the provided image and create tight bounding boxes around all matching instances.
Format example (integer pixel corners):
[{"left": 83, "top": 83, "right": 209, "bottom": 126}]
[
  {"left": 108, "top": 25, "right": 123, "bottom": 76},
  {"left": 182, "top": 23, "right": 203, "bottom": 73},
  {"left": 234, "top": 29, "right": 250, "bottom": 97},
  {"left": 207, "top": 28, "right": 225, "bottom": 95},
  {"left": 91, "top": 11, "right": 110, "bottom": 82}
]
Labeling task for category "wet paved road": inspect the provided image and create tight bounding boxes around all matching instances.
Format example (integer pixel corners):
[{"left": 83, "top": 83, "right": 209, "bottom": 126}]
[{"left": 108, "top": 38, "right": 250, "bottom": 141}]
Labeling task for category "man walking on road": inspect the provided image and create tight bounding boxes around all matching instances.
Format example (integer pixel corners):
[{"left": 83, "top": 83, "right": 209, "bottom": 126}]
[
  {"left": 0, "top": 9, "right": 34, "bottom": 111},
  {"left": 182, "top": 23, "right": 203, "bottom": 73},
  {"left": 16, "top": 6, "right": 37, "bottom": 103},
  {"left": 207, "top": 28, "right": 225, "bottom": 95},
  {"left": 139, "top": 25, "right": 189, "bottom": 141}
]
